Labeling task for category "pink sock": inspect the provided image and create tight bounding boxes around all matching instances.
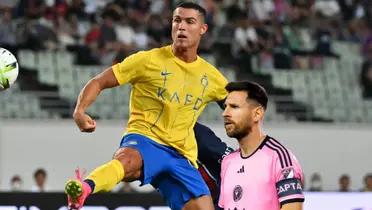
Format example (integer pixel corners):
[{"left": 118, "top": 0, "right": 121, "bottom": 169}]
[{"left": 82, "top": 181, "right": 92, "bottom": 195}]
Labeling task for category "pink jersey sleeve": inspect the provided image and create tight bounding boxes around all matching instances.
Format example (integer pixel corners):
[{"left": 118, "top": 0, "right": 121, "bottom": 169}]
[
  {"left": 274, "top": 148, "right": 305, "bottom": 205},
  {"left": 218, "top": 156, "right": 228, "bottom": 208}
]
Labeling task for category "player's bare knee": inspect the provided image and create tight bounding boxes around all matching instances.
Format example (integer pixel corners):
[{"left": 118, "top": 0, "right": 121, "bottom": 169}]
[{"left": 113, "top": 147, "right": 143, "bottom": 180}]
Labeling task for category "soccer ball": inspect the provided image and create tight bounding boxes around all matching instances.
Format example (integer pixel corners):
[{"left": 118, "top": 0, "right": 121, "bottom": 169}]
[{"left": 0, "top": 48, "right": 19, "bottom": 91}]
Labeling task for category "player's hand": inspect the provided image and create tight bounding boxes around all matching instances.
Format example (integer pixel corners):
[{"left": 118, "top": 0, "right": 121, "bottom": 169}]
[{"left": 73, "top": 112, "right": 96, "bottom": 132}]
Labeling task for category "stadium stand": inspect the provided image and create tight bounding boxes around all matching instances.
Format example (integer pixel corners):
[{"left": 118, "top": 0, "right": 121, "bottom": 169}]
[{"left": 0, "top": 0, "right": 371, "bottom": 123}]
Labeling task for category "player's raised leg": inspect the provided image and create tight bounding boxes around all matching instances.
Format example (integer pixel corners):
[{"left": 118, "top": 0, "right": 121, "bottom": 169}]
[{"left": 65, "top": 147, "right": 143, "bottom": 209}]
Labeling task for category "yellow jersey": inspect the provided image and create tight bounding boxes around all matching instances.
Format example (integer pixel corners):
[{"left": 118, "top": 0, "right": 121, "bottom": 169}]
[{"left": 112, "top": 45, "right": 228, "bottom": 167}]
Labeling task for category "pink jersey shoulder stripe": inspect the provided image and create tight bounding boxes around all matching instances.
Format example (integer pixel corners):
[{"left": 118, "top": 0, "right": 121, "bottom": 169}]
[
  {"left": 269, "top": 137, "right": 293, "bottom": 166},
  {"left": 265, "top": 141, "right": 286, "bottom": 168},
  {"left": 265, "top": 138, "right": 292, "bottom": 168}
]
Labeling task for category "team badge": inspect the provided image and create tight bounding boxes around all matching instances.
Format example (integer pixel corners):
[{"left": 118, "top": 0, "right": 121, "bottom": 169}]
[
  {"left": 281, "top": 167, "right": 294, "bottom": 179},
  {"left": 233, "top": 185, "right": 243, "bottom": 202}
]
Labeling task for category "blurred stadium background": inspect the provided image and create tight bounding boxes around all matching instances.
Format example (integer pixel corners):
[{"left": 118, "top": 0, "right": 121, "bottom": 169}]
[{"left": 0, "top": 0, "right": 371, "bottom": 209}]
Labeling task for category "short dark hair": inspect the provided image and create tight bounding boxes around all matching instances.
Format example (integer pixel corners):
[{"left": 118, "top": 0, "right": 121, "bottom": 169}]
[
  {"left": 340, "top": 174, "right": 350, "bottom": 180},
  {"left": 225, "top": 81, "right": 268, "bottom": 110},
  {"left": 175, "top": 1, "right": 206, "bottom": 20},
  {"left": 364, "top": 173, "right": 372, "bottom": 183},
  {"left": 34, "top": 168, "right": 47, "bottom": 178},
  {"left": 11, "top": 175, "right": 22, "bottom": 182}
]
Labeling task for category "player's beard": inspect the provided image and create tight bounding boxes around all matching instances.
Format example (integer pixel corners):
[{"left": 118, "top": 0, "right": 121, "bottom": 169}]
[{"left": 226, "top": 122, "right": 252, "bottom": 140}]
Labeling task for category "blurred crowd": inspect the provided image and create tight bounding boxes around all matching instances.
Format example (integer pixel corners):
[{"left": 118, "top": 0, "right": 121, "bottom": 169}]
[
  {"left": 10, "top": 168, "right": 49, "bottom": 192},
  {"left": 8, "top": 167, "right": 156, "bottom": 193},
  {"left": 5, "top": 169, "right": 372, "bottom": 192},
  {"left": 0, "top": 0, "right": 372, "bottom": 97},
  {"left": 307, "top": 172, "right": 372, "bottom": 192}
]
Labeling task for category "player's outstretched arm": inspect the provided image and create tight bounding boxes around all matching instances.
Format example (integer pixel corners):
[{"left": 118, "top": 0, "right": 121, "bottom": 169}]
[
  {"left": 73, "top": 67, "right": 120, "bottom": 132},
  {"left": 281, "top": 202, "right": 303, "bottom": 210}
]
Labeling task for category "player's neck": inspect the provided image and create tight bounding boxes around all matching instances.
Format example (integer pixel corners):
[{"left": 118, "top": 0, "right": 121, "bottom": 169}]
[
  {"left": 172, "top": 44, "right": 198, "bottom": 63},
  {"left": 239, "top": 127, "right": 266, "bottom": 157}
]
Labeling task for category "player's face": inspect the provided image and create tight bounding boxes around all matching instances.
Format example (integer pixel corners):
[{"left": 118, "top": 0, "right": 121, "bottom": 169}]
[
  {"left": 367, "top": 177, "right": 372, "bottom": 189},
  {"left": 222, "top": 91, "right": 258, "bottom": 139},
  {"left": 171, "top": 7, "right": 207, "bottom": 49},
  {"left": 340, "top": 177, "right": 350, "bottom": 188},
  {"left": 35, "top": 174, "right": 46, "bottom": 186}
]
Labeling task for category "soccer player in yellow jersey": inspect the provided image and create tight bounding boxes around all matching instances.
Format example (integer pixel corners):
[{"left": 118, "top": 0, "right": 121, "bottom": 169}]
[{"left": 65, "top": 2, "right": 228, "bottom": 210}]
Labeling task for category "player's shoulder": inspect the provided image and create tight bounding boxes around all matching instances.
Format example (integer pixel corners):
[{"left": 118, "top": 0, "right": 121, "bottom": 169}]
[
  {"left": 262, "top": 136, "right": 291, "bottom": 154},
  {"left": 141, "top": 46, "right": 163, "bottom": 57},
  {"left": 149, "top": 45, "right": 175, "bottom": 57},
  {"left": 200, "top": 59, "right": 227, "bottom": 85},
  {"left": 198, "top": 56, "right": 224, "bottom": 74},
  {"left": 125, "top": 46, "right": 167, "bottom": 65},
  {"left": 222, "top": 149, "right": 240, "bottom": 163},
  {"left": 198, "top": 56, "right": 217, "bottom": 69},
  {"left": 149, "top": 45, "right": 166, "bottom": 53},
  {"left": 124, "top": 48, "right": 152, "bottom": 62},
  {"left": 262, "top": 136, "right": 297, "bottom": 168},
  {"left": 131, "top": 46, "right": 167, "bottom": 57}
]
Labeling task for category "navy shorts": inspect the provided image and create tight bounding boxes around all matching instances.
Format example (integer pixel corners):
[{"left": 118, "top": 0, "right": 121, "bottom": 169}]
[{"left": 120, "top": 133, "right": 210, "bottom": 210}]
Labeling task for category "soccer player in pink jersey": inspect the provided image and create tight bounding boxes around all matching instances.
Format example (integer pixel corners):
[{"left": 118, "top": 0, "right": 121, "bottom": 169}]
[{"left": 219, "top": 81, "right": 304, "bottom": 210}]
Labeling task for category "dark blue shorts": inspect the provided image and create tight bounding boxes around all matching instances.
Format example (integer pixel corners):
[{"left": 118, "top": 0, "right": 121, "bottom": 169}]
[{"left": 120, "top": 133, "right": 210, "bottom": 210}]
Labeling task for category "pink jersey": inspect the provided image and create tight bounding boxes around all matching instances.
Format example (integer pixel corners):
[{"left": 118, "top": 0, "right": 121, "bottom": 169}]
[{"left": 219, "top": 136, "right": 304, "bottom": 210}]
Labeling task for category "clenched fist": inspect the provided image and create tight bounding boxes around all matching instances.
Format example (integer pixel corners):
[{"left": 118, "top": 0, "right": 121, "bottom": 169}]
[{"left": 73, "top": 112, "right": 96, "bottom": 132}]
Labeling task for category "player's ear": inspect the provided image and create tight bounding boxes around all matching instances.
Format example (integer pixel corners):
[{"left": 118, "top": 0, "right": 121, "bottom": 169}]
[
  {"left": 253, "top": 106, "right": 264, "bottom": 122},
  {"left": 200, "top": 23, "right": 208, "bottom": 35}
]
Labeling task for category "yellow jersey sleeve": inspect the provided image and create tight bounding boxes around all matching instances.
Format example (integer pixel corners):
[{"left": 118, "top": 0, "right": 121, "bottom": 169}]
[{"left": 112, "top": 51, "right": 150, "bottom": 85}]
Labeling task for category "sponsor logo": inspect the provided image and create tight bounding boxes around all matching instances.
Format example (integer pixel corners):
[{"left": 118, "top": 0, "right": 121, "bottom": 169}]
[
  {"left": 237, "top": 166, "right": 245, "bottom": 174},
  {"left": 160, "top": 71, "right": 172, "bottom": 77},
  {"left": 156, "top": 71, "right": 207, "bottom": 111}
]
